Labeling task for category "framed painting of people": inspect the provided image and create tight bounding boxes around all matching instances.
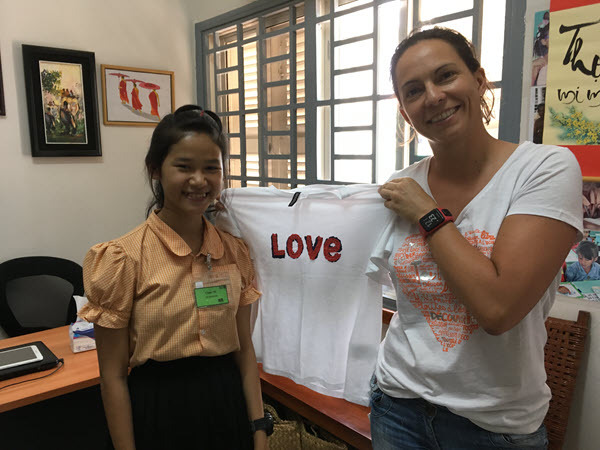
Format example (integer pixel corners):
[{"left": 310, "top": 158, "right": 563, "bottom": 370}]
[
  {"left": 101, "top": 64, "right": 174, "bottom": 126},
  {"left": 0, "top": 51, "right": 5, "bottom": 116},
  {"left": 22, "top": 45, "right": 101, "bottom": 157}
]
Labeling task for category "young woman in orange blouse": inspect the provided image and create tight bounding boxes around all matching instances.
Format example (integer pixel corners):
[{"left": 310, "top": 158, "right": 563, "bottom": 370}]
[{"left": 80, "top": 105, "right": 270, "bottom": 450}]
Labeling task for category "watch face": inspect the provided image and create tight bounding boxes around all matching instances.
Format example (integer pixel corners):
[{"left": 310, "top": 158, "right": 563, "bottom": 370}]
[{"left": 420, "top": 209, "right": 444, "bottom": 231}]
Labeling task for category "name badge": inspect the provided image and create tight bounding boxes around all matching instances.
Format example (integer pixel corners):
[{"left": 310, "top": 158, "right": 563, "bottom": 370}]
[{"left": 194, "top": 284, "right": 229, "bottom": 308}]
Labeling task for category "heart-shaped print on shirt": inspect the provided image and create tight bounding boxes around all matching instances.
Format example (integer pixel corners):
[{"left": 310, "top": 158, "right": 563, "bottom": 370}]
[{"left": 393, "top": 230, "right": 495, "bottom": 352}]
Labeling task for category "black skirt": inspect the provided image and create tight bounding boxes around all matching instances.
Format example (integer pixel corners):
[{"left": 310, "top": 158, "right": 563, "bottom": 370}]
[{"left": 123, "top": 353, "right": 253, "bottom": 450}]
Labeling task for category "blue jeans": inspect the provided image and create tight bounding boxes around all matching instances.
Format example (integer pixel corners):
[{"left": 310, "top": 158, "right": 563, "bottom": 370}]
[{"left": 369, "top": 375, "right": 548, "bottom": 450}]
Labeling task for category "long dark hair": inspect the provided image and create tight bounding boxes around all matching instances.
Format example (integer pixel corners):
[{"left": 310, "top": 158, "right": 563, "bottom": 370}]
[
  {"left": 390, "top": 27, "right": 495, "bottom": 125},
  {"left": 145, "top": 105, "right": 228, "bottom": 217}
]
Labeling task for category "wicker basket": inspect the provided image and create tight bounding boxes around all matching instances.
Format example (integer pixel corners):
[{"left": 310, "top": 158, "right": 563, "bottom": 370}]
[
  {"left": 264, "top": 403, "right": 348, "bottom": 450},
  {"left": 543, "top": 311, "right": 590, "bottom": 450},
  {"left": 265, "top": 403, "right": 302, "bottom": 449},
  {"left": 301, "top": 424, "right": 347, "bottom": 450}
]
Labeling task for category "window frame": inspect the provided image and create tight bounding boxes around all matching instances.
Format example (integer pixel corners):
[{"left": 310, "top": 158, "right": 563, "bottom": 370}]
[
  {"left": 197, "top": 0, "right": 308, "bottom": 188},
  {"left": 195, "top": 0, "right": 523, "bottom": 187}
]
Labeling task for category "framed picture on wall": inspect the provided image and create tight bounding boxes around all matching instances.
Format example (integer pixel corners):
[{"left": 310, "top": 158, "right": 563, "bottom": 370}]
[
  {"left": 0, "top": 50, "right": 5, "bottom": 116},
  {"left": 100, "top": 64, "right": 174, "bottom": 126},
  {"left": 22, "top": 45, "right": 102, "bottom": 157}
]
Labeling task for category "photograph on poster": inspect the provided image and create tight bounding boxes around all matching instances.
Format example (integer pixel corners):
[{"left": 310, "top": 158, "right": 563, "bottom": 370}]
[
  {"left": 583, "top": 182, "right": 600, "bottom": 230},
  {"left": 531, "top": 10, "right": 549, "bottom": 87},
  {"left": 531, "top": 87, "right": 545, "bottom": 144},
  {"left": 528, "top": 10, "right": 549, "bottom": 142},
  {"left": 558, "top": 181, "right": 600, "bottom": 302}
]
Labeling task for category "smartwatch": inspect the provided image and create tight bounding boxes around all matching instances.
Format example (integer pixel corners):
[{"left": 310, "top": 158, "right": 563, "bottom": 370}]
[
  {"left": 418, "top": 208, "right": 454, "bottom": 238},
  {"left": 250, "top": 411, "right": 274, "bottom": 436}
]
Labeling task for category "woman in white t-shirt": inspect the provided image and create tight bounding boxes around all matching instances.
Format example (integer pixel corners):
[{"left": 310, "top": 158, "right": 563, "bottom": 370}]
[{"left": 370, "top": 27, "right": 582, "bottom": 449}]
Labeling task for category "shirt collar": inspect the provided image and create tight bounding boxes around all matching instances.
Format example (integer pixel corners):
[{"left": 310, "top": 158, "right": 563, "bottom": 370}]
[
  {"left": 199, "top": 216, "right": 225, "bottom": 259},
  {"left": 147, "top": 211, "right": 224, "bottom": 259}
]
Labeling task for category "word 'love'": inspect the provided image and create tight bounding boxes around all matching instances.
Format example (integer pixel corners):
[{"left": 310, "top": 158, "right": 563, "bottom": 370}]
[{"left": 271, "top": 233, "right": 342, "bottom": 262}]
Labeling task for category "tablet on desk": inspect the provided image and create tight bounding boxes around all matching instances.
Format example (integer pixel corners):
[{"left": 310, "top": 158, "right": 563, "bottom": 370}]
[
  {"left": 0, "top": 341, "right": 61, "bottom": 381},
  {"left": 0, "top": 345, "right": 43, "bottom": 370}
]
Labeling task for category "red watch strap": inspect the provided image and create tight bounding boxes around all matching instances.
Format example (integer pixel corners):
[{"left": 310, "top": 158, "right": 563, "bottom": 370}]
[{"left": 418, "top": 208, "right": 454, "bottom": 238}]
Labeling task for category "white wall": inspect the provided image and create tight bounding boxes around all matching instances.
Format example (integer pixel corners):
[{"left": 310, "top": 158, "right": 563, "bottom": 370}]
[
  {"left": 184, "top": 0, "right": 256, "bottom": 22},
  {"left": 0, "top": 0, "right": 197, "bottom": 270}
]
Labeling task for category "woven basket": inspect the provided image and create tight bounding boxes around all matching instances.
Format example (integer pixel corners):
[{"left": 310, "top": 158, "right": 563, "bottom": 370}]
[
  {"left": 265, "top": 403, "right": 302, "bottom": 449},
  {"left": 264, "top": 403, "right": 348, "bottom": 450},
  {"left": 301, "top": 424, "right": 347, "bottom": 450}
]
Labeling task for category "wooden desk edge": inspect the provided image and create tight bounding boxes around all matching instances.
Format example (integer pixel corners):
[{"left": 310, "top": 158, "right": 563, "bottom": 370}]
[
  {"left": 0, "top": 375, "right": 100, "bottom": 413},
  {"left": 0, "top": 326, "right": 101, "bottom": 413},
  {"left": 258, "top": 366, "right": 372, "bottom": 450}
]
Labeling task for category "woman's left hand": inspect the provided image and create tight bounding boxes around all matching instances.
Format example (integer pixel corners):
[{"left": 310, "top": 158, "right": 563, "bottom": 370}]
[{"left": 379, "top": 177, "right": 438, "bottom": 224}]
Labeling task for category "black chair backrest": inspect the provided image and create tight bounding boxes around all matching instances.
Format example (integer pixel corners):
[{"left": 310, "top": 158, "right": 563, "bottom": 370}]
[{"left": 0, "top": 256, "right": 83, "bottom": 337}]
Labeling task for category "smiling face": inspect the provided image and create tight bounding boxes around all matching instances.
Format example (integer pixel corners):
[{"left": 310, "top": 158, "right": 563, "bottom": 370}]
[
  {"left": 154, "top": 132, "right": 223, "bottom": 227},
  {"left": 393, "top": 39, "right": 486, "bottom": 145}
]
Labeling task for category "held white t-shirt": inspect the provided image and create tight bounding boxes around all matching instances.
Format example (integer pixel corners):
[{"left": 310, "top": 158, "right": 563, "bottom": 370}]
[
  {"left": 367, "top": 142, "right": 583, "bottom": 433},
  {"left": 217, "top": 184, "right": 395, "bottom": 405}
]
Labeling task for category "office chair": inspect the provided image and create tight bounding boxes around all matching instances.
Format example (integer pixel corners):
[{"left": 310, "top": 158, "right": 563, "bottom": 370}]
[{"left": 0, "top": 256, "right": 83, "bottom": 337}]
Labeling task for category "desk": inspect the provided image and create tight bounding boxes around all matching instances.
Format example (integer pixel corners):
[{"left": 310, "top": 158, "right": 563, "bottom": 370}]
[
  {"left": 570, "top": 279, "right": 600, "bottom": 293},
  {"left": 0, "top": 326, "right": 99, "bottom": 412},
  {"left": 1, "top": 328, "right": 371, "bottom": 449}
]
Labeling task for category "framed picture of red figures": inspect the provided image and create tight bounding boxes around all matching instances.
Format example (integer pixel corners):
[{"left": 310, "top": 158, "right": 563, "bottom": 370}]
[{"left": 101, "top": 64, "right": 174, "bottom": 126}]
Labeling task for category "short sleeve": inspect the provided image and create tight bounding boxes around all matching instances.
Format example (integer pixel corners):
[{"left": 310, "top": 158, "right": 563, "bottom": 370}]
[
  {"left": 78, "top": 242, "right": 136, "bottom": 328},
  {"left": 366, "top": 217, "right": 396, "bottom": 287},
  {"left": 215, "top": 189, "right": 242, "bottom": 237},
  {"left": 508, "top": 146, "right": 583, "bottom": 242},
  {"left": 235, "top": 238, "right": 261, "bottom": 306}
]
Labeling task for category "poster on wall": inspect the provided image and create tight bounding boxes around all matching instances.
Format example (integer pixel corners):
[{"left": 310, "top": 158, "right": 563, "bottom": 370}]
[
  {"left": 529, "top": 10, "right": 549, "bottom": 143},
  {"left": 558, "top": 181, "right": 600, "bottom": 302},
  {"left": 543, "top": 0, "right": 600, "bottom": 175}
]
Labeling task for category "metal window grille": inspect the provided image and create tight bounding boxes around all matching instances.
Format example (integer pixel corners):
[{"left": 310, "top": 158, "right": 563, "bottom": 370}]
[{"left": 196, "top": 0, "right": 507, "bottom": 187}]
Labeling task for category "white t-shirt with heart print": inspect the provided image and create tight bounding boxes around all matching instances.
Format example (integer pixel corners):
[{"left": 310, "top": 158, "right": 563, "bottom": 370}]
[{"left": 367, "top": 142, "right": 583, "bottom": 434}]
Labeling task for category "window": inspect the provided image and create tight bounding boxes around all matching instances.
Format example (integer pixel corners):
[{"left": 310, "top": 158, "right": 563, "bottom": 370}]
[{"left": 197, "top": 0, "right": 507, "bottom": 187}]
